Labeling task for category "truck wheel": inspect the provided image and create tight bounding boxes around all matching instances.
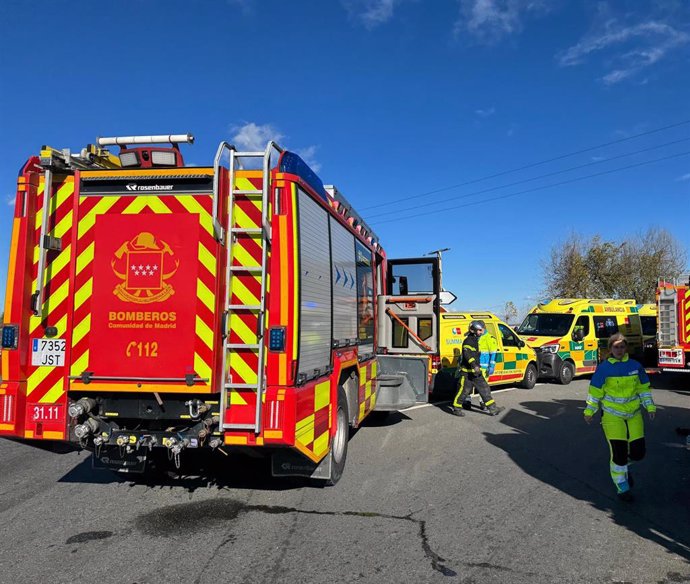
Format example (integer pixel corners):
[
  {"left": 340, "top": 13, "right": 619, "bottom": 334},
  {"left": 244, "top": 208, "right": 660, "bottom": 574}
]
[
  {"left": 520, "top": 363, "right": 538, "bottom": 389},
  {"left": 557, "top": 361, "right": 575, "bottom": 385},
  {"left": 325, "top": 386, "right": 349, "bottom": 486}
]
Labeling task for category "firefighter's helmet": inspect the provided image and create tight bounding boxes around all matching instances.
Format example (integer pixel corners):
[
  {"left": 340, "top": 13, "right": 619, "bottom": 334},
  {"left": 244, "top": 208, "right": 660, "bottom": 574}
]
[
  {"left": 469, "top": 320, "right": 485, "bottom": 334},
  {"left": 131, "top": 232, "right": 157, "bottom": 250}
]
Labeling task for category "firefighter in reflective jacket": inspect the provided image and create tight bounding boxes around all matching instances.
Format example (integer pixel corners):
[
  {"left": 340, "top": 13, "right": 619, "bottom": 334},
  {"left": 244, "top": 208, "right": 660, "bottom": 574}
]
[
  {"left": 461, "top": 325, "right": 498, "bottom": 411},
  {"left": 451, "top": 320, "right": 505, "bottom": 417},
  {"left": 584, "top": 333, "right": 656, "bottom": 502}
]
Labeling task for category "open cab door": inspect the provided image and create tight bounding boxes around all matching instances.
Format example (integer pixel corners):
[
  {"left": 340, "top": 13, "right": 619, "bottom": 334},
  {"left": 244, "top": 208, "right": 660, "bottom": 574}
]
[{"left": 375, "top": 257, "right": 440, "bottom": 409}]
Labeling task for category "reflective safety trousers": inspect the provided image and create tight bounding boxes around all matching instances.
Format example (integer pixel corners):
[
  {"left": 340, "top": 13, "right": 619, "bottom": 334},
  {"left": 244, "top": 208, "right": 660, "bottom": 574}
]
[{"left": 584, "top": 355, "right": 655, "bottom": 419}]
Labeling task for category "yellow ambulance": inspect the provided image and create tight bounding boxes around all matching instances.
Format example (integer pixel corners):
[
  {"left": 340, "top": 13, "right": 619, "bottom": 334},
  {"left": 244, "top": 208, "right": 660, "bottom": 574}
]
[
  {"left": 516, "top": 299, "right": 644, "bottom": 384},
  {"left": 438, "top": 312, "right": 539, "bottom": 390},
  {"left": 638, "top": 303, "right": 657, "bottom": 366}
]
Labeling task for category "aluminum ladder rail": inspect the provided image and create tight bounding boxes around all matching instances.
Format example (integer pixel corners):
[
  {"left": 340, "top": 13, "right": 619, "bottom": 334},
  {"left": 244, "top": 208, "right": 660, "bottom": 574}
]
[
  {"left": 658, "top": 287, "right": 679, "bottom": 347},
  {"left": 218, "top": 141, "right": 282, "bottom": 432}
]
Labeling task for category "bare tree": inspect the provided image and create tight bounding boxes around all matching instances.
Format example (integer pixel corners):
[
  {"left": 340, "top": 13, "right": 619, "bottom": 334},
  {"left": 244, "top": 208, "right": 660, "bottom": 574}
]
[
  {"left": 542, "top": 228, "right": 687, "bottom": 303},
  {"left": 503, "top": 301, "right": 518, "bottom": 324}
]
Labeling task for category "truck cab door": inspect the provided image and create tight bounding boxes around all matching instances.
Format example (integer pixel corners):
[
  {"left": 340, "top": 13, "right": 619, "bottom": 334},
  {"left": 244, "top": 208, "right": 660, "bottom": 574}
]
[{"left": 374, "top": 257, "right": 440, "bottom": 407}]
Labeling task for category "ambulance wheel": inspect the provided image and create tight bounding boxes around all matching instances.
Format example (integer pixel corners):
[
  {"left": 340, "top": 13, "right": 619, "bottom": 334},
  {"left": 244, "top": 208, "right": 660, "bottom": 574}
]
[
  {"left": 325, "top": 386, "right": 349, "bottom": 486},
  {"left": 557, "top": 361, "right": 575, "bottom": 385},
  {"left": 520, "top": 363, "right": 538, "bottom": 389}
]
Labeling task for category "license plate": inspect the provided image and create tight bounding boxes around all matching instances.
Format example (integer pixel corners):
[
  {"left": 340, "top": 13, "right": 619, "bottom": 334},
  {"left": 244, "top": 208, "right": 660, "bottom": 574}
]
[
  {"left": 31, "top": 338, "right": 66, "bottom": 367},
  {"left": 659, "top": 349, "right": 684, "bottom": 366}
]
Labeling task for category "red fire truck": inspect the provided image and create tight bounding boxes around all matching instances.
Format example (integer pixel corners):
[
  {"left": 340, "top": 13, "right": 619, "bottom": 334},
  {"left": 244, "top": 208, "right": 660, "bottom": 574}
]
[
  {"left": 0, "top": 134, "right": 440, "bottom": 484},
  {"left": 656, "top": 276, "right": 690, "bottom": 373}
]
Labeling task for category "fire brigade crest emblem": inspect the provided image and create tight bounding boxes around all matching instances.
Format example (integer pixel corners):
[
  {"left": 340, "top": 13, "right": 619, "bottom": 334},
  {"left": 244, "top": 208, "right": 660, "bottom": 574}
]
[{"left": 111, "top": 232, "right": 179, "bottom": 303}]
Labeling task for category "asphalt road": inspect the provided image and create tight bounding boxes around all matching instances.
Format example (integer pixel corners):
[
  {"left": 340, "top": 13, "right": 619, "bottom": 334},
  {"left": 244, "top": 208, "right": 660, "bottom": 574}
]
[{"left": 0, "top": 377, "right": 689, "bottom": 584}]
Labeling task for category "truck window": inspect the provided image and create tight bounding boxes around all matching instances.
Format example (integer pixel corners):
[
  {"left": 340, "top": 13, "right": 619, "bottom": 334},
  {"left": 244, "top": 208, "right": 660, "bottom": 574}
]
[
  {"left": 574, "top": 315, "right": 590, "bottom": 336},
  {"left": 355, "top": 241, "right": 374, "bottom": 344},
  {"left": 418, "top": 318, "right": 432, "bottom": 341},
  {"left": 392, "top": 317, "right": 409, "bottom": 348},
  {"left": 498, "top": 323, "right": 519, "bottom": 347},
  {"left": 593, "top": 316, "right": 618, "bottom": 338},
  {"left": 389, "top": 263, "right": 434, "bottom": 295}
]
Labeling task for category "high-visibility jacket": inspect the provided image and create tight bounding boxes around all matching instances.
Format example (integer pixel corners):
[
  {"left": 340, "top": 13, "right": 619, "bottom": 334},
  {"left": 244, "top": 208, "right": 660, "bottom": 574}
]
[
  {"left": 584, "top": 354, "right": 655, "bottom": 419},
  {"left": 479, "top": 333, "right": 498, "bottom": 376},
  {"left": 460, "top": 333, "right": 481, "bottom": 373}
]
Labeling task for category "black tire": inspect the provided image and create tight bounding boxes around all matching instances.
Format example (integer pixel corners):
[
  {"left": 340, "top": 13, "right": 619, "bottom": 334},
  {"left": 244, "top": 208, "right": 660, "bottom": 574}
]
[
  {"left": 520, "top": 363, "right": 538, "bottom": 389},
  {"left": 557, "top": 361, "right": 575, "bottom": 385},
  {"left": 325, "top": 386, "right": 349, "bottom": 486}
]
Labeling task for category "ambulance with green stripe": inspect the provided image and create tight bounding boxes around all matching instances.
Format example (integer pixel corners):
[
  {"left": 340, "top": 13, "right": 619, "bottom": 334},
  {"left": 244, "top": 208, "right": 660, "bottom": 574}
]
[
  {"left": 439, "top": 312, "right": 539, "bottom": 389},
  {"left": 516, "top": 299, "right": 644, "bottom": 385}
]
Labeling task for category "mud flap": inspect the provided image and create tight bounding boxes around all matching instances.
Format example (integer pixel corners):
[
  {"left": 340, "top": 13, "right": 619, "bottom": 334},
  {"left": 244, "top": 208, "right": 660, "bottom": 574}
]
[
  {"left": 374, "top": 355, "right": 429, "bottom": 411},
  {"left": 92, "top": 447, "right": 148, "bottom": 474},
  {"left": 271, "top": 449, "right": 331, "bottom": 480}
]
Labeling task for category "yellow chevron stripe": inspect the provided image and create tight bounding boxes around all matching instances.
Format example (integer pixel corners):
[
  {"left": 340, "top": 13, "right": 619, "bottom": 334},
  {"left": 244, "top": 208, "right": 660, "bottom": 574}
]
[
  {"left": 196, "top": 279, "right": 214, "bottom": 313},
  {"left": 34, "top": 179, "right": 74, "bottom": 229},
  {"left": 177, "top": 196, "right": 214, "bottom": 235},
  {"left": 72, "top": 314, "right": 91, "bottom": 347},
  {"left": 229, "top": 314, "right": 257, "bottom": 345},
  {"left": 295, "top": 414, "right": 315, "bottom": 444},
  {"left": 194, "top": 352, "right": 212, "bottom": 382},
  {"left": 70, "top": 350, "right": 89, "bottom": 378},
  {"left": 29, "top": 312, "right": 67, "bottom": 340},
  {"left": 199, "top": 243, "right": 216, "bottom": 275},
  {"left": 78, "top": 196, "right": 119, "bottom": 239},
  {"left": 229, "top": 390, "right": 248, "bottom": 405},
  {"left": 229, "top": 350, "right": 258, "bottom": 384},
  {"left": 235, "top": 176, "right": 260, "bottom": 192},
  {"left": 195, "top": 315, "right": 213, "bottom": 350},
  {"left": 38, "top": 379, "right": 65, "bottom": 404},
  {"left": 74, "top": 278, "right": 93, "bottom": 311},
  {"left": 75, "top": 242, "right": 95, "bottom": 277},
  {"left": 234, "top": 205, "right": 260, "bottom": 229},
  {"left": 32, "top": 235, "right": 72, "bottom": 287},
  {"left": 231, "top": 276, "right": 260, "bottom": 306},
  {"left": 233, "top": 243, "right": 261, "bottom": 267},
  {"left": 122, "top": 195, "right": 170, "bottom": 215}
]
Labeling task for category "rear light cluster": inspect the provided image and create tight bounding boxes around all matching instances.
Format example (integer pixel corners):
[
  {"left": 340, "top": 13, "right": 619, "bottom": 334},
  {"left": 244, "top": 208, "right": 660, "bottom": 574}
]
[{"left": 1, "top": 325, "right": 19, "bottom": 350}]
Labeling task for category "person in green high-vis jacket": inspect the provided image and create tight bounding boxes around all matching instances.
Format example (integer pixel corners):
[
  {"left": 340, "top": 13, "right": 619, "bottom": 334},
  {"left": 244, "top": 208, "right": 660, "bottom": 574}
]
[{"left": 584, "top": 333, "right": 656, "bottom": 502}]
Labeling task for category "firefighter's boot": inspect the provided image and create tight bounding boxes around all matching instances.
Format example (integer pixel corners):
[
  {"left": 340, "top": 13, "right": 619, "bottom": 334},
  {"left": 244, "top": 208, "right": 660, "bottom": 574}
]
[
  {"left": 462, "top": 401, "right": 472, "bottom": 411},
  {"left": 450, "top": 407, "right": 465, "bottom": 417},
  {"left": 488, "top": 404, "right": 505, "bottom": 416}
]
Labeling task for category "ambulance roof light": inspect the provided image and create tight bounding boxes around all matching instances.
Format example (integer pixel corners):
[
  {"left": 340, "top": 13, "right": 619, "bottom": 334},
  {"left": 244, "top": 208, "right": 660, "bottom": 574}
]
[{"left": 97, "top": 134, "right": 194, "bottom": 146}]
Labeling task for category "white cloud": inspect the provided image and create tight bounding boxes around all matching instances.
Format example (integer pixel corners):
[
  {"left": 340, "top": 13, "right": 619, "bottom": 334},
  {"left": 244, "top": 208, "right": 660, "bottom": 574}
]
[
  {"left": 230, "top": 122, "right": 284, "bottom": 152},
  {"left": 454, "top": 0, "right": 548, "bottom": 42},
  {"left": 677, "top": 173, "right": 690, "bottom": 182},
  {"left": 342, "top": 0, "right": 398, "bottom": 30},
  {"left": 5, "top": 195, "right": 14, "bottom": 207},
  {"left": 296, "top": 146, "right": 322, "bottom": 173},
  {"left": 558, "top": 20, "right": 690, "bottom": 84},
  {"left": 229, "top": 122, "right": 322, "bottom": 173},
  {"left": 475, "top": 106, "right": 496, "bottom": 117}
]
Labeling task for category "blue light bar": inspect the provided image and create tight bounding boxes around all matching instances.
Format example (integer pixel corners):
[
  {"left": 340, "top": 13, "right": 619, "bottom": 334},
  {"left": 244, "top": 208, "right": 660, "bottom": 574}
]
[{"left": 279, "top": 151, "right": 328, "bottom": 202}]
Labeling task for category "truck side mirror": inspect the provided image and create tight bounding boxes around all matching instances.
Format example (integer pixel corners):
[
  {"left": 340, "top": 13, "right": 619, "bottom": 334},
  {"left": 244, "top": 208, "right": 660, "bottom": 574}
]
[{"left": 518, "top": 340, "right": 525, "bottom": 348}]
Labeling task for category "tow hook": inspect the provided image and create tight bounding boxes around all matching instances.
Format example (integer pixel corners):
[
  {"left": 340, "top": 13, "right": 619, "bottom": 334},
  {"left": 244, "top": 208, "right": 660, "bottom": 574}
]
[{"left": 185, "top": 399, "right": 210, "bottom": 420}]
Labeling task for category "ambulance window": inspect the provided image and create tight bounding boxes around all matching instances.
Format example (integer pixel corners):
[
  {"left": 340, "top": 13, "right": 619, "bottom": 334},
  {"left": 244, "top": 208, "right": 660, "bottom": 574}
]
[
  {"left": 418, "top": 318, "right": 432, "bottom": 341},
  {"left": 641, "top": 316, "right": 657, "bottom": 336},
  {"left": 574, "top": 316, "right": 590, "bottom": 336},
  {"left": 593, "top": 316, "right": 618, "bottom": 338},
  {"left": 392, "top": 317, "right": 409, "bottom": 348},
  {"left": 498, "top": 324, "right": 519, "bottom": 347}
]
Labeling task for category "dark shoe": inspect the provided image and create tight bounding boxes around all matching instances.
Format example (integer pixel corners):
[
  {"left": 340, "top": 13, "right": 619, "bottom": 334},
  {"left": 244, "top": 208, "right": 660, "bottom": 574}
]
[
  {"left": 617, "top": 490, "right": 634, "bottom": 502},
  {"left": 488, "top": 405, "right": 505, "bottom": 416},
  {"left": 479, "top": 402, "right": 487, "bottom": 411},
  {"left": 450, "top": 407, "right": 465, "bottom": 417},
  {"left": 462, "top": 401, "right": 472, "bottom": 410}
]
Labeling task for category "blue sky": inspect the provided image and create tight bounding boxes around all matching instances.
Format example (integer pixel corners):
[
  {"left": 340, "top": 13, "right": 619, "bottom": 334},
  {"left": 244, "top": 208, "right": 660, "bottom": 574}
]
[{"left": 1, "top": 0, "right": 689, "bottom": 319}]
